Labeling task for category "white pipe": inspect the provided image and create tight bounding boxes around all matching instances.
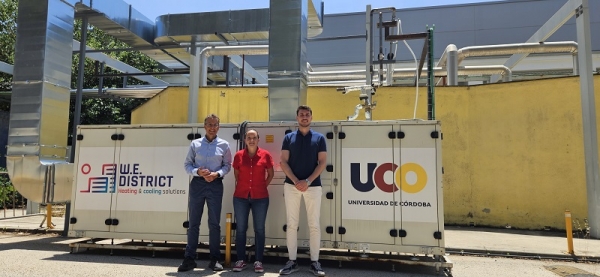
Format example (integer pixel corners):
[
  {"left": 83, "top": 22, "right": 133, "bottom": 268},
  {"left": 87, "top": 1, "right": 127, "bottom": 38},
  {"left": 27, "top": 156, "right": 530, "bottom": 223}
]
[
  {"left": 189, "top": 47, "right": 200, "bottom": 123},
  {"left": 306, "top": 65, "right": 512, "bottom": 81},
  {"left": 199, "top": 45, "right": 269, "bottom": 86},
  {"left": 456, "top": 41, "right": 578, "bottom": 65},
  {"left": 446, "top": 44, "right": 458, "bottom": 85},
  {"left": 437, "top": 41, "right": 578, "bottom": 69}
]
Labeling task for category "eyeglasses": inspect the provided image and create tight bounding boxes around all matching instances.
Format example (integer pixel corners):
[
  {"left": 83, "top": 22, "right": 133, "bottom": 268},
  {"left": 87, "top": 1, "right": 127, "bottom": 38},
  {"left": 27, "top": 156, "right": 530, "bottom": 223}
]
[{"left": 205, "top": 123, "right": 219, "bottom": 128}]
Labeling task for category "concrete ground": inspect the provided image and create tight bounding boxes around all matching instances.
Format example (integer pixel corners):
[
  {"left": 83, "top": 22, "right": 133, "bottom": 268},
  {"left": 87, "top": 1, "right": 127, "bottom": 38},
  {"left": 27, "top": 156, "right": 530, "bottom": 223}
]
[
  {"left": 1, "top": 214, "right": 600, "bottom": 276},
  {"left": 2, "top": 214, "right": 598, "bottom": 259}
]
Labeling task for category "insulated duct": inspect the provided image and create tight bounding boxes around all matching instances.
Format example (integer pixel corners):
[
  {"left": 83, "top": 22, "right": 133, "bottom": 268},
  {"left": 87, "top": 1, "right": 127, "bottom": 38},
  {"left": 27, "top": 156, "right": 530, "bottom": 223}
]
[
  {"left": 268, "top": 0, "right": 310, "bottom": 121},
  {"left": 306, "top": 66, "right": 512, "bottom": 82},
  {"left": 200, "top": 46, "right": 269, "bottom": 87},
  {"left": 7, "top": 0, "right": 75, "bottom": 204},
  {"left": 437, "top": 42, "right": 578, "bottom": 84}
]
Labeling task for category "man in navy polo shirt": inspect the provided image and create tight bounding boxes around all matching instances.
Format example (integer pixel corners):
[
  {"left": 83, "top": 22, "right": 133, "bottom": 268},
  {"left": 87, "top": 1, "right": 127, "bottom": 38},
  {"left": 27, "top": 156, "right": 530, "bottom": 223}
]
[{"left": 279, "top": 105, "right": 327, "bottom": 277}]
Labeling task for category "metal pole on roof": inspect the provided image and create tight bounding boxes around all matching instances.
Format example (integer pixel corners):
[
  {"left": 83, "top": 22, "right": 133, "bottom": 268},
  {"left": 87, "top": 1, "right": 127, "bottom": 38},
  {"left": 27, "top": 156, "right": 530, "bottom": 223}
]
[
  {"left": 575, "top": 0, "right": 599, "bottom": 239},
  {"left": 427, "top": 26, "right": 435, "bottom": 120},
  {"left": 188, "top": 44, "right": 200, "bottom": 123},
  {"left": 365, "top": 5, "right": 372, "bottom": 86},
  {"left": 65, "top": 16, "right": 88, "bottom": 236}
]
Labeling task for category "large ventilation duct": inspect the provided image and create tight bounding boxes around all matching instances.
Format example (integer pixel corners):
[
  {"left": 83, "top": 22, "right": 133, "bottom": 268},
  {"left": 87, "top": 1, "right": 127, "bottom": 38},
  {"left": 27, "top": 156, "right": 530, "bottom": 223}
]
[
  {"left": 268, "top": 0, "right": 312, "bottom": 121},
  {"left": 7, "top": 0, "right": 76, "bottom": 204}
]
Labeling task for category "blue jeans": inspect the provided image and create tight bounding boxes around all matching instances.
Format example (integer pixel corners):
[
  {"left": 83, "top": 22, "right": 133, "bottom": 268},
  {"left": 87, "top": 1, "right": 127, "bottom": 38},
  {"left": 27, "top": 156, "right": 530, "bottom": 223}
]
[
  {"left": 185, "top": 177, "right": 223, "bottom": 261},
  {"left": 233, "top": 196, "right": 269, "bottom": 262}
]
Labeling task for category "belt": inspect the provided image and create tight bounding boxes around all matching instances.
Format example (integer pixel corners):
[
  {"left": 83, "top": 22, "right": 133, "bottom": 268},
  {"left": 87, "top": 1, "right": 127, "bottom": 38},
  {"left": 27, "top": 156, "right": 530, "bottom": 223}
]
[{"left": 194, "top": 176, "right": 223, "bottom": 181}]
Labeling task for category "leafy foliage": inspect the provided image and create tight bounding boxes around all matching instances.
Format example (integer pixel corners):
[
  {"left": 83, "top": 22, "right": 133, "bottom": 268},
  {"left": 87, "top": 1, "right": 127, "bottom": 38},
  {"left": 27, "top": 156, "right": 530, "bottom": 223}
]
[
  {"left": 0, "top": 0, "right": 17, "bottom": 111},
  {"left": 0, "top": 169, "right": 16, "bottom": 208}
]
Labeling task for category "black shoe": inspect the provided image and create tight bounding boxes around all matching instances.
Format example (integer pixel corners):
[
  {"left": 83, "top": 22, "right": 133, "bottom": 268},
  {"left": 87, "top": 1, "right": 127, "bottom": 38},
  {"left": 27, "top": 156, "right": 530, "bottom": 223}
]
[
  {"left": 177, "top": 257, "right": 196, "bottom": 272},
  {"left": 208, "top": 260, "right": 224, "bottom": 271}
]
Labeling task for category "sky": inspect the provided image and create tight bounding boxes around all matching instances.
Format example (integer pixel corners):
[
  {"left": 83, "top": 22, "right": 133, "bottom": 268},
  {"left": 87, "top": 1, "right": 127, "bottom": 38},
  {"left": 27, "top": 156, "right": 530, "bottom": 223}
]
[{"left": 123, "top": 0, "right": 500, "bottom": 21}]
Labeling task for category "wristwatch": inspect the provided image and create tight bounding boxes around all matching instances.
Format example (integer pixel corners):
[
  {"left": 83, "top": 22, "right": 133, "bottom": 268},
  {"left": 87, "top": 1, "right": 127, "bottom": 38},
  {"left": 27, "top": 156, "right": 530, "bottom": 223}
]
[
  {"left": 216, "top": 172, "right": 221, "bottom": 178},
  {"left": 305, "top": 179, "right": 311, "bottom": 186}
]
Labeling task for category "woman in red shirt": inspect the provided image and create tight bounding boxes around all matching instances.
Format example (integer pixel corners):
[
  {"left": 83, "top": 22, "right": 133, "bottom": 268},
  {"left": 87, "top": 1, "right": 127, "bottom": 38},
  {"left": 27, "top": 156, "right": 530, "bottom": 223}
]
[{"left": 232, "top": 129, "right": 274, "bottom": 273}]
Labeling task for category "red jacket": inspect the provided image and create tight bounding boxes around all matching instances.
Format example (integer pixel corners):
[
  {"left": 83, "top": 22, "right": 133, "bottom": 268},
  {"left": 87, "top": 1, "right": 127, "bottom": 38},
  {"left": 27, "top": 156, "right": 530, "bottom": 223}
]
[{"left": 232, "top": 148, "right": 274, "bottom": 199}]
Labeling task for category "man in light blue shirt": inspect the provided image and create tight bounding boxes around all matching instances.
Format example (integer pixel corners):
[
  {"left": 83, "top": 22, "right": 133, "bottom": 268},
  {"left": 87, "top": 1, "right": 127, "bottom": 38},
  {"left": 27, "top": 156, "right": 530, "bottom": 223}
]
[{"left": 179, "top": 114, "right": 232, "bottom": 272}]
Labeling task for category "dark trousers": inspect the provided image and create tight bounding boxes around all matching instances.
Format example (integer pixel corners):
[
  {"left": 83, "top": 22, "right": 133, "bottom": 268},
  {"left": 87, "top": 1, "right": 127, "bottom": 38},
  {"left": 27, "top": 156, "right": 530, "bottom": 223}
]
[
  {"left": 233, "top": 196, "right": 269, "bottom": 262},
  {"left": 184, "top": 177, "right": 223, "bottom": 261}
]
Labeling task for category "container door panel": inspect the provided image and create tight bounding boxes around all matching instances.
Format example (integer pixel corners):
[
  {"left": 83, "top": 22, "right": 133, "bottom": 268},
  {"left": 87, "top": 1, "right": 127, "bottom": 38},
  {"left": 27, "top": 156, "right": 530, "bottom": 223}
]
[
  {"left": 339, "top": 124, "right": 395, "bottom": 246},
  {"left": 112, "top": 127, "right": 191, "bottom": 235},
  {"left": 307, "top": 124, "right": 335, "bottom": 244},
  {"left": 70, "top": 128, "right": 119, "bottom": 235},
  {"left": 397, "top": 124, "right": 442, "bottom": 248}
]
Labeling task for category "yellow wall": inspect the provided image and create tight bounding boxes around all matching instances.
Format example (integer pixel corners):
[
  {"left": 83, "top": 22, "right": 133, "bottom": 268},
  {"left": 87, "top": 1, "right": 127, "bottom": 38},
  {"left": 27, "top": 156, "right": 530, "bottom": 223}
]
[
  {"left": 132, "top": 75, "right": 600, "bottom": 229},
  {"left": 132, "top": 87, "right": 270, "bottom": 123}
]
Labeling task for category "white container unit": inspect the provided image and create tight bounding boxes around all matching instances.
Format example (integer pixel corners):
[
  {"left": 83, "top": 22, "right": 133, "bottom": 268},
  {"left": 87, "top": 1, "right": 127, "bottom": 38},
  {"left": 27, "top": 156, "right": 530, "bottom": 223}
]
[
  {"left": 336, "top": 120, "right": 444, "bottom": 256},
  {"left": 68, "top": 120, "right": 443, "bottom": 256}
]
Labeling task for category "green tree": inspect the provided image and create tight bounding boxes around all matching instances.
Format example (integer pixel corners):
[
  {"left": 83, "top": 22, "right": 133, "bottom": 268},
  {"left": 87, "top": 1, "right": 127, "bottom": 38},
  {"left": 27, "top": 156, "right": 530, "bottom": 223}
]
[
  {"left": 0, "top": 169, "right": 16, "bottom": 208},
  {"left": 0, "top": 0, "right": 17, "bottom": 111}
]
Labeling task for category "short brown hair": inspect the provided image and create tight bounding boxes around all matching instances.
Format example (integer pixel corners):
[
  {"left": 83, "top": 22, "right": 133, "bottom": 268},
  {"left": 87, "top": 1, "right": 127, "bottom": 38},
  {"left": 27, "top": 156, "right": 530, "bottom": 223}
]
[
  {"left": 296, "top": 105, "right": 312, "bottom": 115},
  {"left": 204, "top": 114, "right": 220, "bottom": 124}
]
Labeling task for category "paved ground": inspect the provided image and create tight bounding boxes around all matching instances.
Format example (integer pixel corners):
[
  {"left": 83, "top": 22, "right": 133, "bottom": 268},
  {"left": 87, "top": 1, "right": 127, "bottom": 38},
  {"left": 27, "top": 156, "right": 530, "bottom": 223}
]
[
  {"left": 1, "top": 214, "right": 600, "bottom": 276},
  {"left": 1, "top": 233, "right": 599, "bottom": 277},
  {"left": 3, "top": 214, "right": 598, "bottom": 259}
]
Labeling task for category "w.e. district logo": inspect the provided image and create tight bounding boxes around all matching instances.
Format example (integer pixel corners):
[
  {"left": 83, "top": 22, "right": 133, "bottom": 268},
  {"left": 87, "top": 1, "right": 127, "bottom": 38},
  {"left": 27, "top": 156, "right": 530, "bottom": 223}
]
[
  {"left": 350, "top": 162, "right": 427, "bottom": 194},
  {"left": 79, "top": 163, "right": 116, "bottom": 193},
  {"left": 79, "top": 163, "right": 182, "bottom": 196}
]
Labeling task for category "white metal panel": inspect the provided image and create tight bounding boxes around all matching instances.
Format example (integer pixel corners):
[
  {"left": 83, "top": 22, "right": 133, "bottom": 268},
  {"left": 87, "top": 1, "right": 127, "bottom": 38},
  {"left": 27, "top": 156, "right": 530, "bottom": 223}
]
[
  {"left": 305, "top": 124, "right": 335, "bottom": 244},
  {"left": 396, "top": 123, "right": 444, "bottom": 251},
  {"left": 339, "top": 123, "right": 396, "bottom": 245},
  {"left": 111, "top": 127, "right": 192, "bottom": 235},
  {"left": 70, "top": 128, "right": 119, "bottom": 236}
]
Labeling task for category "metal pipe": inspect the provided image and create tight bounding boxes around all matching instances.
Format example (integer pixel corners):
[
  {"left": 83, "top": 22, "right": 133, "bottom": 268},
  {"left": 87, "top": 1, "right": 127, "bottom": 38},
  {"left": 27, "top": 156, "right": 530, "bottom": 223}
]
[
  {"left": 378, "top": 12, "right": 384, "bottom": 85},
  {"left": 188, "top": 46, "right": 200, "bottom": 123},
  {"left": 439, "top": 41, "right": 579, "bottom": 68},
  {"left": 427, "top": 27, "right": 435, "bottom": 120},
  {"left": 576, "top": 0, "right": 600, "bottom": 239},
  {"left": 46, "top": 204, "right": 53, "bottom": 229},
  {"left": 241, "top": 55, "right": 245, "bottom": 86},
  {"left": 565, "top": 210, "right": 574, "bottom": 254},
  {"left": 306, "top": 65, "right": 512, "bottom": 82},
  {"left": 572, "top": 54, "right": 579, "bottom": 75},
  {"left": 65, "top": 16, "right": 89, "bottom": 235},
  {"left": 98, "top": 62, "right": 105, "bottom": 95},
  {"left": 199, "top": 45, "right": 269, "bottom": 87},
  {"left": 446, "top": 45, "right": 458, "bottom": 86},
  {"left": 225, "top": 213, "right": 232, "bottom": 267},
  {"left": 457, "top": 41, "right": 578, "bottom": 65},
  {"left": 365, "top": 5, "right": 372, "bottom": 85},
  {"left": 368, "top": 6, "right": 396, "bottom": 87},
  {"left": 70, "top": 16, "right": 88, "bottom": 163}
]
